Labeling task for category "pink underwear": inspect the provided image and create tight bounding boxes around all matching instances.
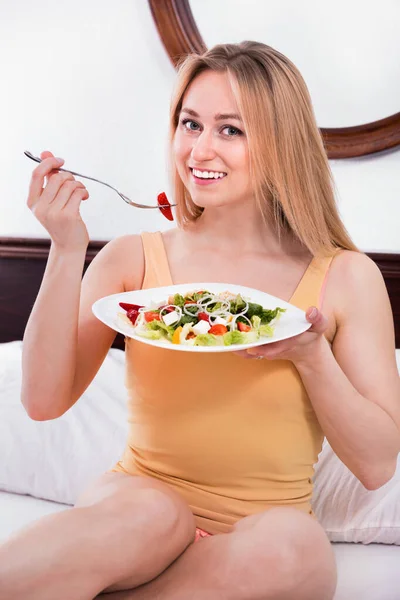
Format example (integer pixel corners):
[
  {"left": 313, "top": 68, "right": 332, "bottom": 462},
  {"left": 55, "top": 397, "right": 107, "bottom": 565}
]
[{"left": 194, "top": 527, "right": 212, "bottom": 542}]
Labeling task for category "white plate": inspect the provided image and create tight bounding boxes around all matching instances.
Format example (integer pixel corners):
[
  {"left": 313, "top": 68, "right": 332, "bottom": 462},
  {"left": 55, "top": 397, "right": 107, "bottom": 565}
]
[{"left": 92, "top": 283, "right": 311, "bottom": 353}]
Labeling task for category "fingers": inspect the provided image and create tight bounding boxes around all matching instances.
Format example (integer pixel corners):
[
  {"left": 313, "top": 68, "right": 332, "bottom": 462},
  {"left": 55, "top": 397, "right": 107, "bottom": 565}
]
[
  {"left": 306, "top": 307, "right": 328, "bottom": 333},
  {"left": 27, "top": 155, "right": 65, "bottom": 207},
  {"left": 40, "top": 150, "right": 55, "bottom": 160},
  {"left": 28, "top": 152, "right": 89, "bottom": 227},
  {"left": 53, "top": 180, "right": 89, "bottom": 211},
  {"left": 41, "top": 171, "right": 76, "bottom": 204},
  {"left": 62, "top": 187, "right": 90, "bottom": 218}
]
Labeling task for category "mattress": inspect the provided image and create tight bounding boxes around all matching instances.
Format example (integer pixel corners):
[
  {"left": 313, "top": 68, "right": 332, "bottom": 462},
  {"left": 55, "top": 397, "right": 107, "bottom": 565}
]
[{"left": 1, "top": 490, "right": 399, "bottom": 600}]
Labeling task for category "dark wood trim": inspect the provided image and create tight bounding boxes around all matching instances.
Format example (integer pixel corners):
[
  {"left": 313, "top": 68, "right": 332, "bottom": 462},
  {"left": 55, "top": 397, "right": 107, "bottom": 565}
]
[
  {"left": 1, "top": 237, "right": 400, "bottom": 348},
  {"left": 0, "top": 237, "right": 103, "bottom": 261},
  {"left": 148, "top": 0, "right": 400, "bottom": 159}
]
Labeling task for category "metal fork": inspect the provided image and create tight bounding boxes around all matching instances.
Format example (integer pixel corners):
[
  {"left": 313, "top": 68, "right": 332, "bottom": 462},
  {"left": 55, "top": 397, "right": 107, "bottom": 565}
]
[{"left": 24, "top": 151, "right": 176, "bottom": 209}]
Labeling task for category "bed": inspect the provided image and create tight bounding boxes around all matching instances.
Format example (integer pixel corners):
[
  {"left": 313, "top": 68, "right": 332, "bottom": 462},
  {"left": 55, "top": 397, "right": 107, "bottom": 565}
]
[{"left": 1, "top": 237, "right": 400, "bottom": 600}]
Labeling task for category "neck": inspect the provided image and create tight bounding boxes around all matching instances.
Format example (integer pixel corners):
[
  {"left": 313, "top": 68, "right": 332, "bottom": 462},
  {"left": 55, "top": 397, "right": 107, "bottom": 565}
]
[{"left": 187, "top": 203, "right": 290, "bottom": 256}]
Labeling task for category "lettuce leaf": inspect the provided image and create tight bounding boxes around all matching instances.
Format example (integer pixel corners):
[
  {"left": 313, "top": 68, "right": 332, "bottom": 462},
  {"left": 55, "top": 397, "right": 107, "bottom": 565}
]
[
  {"left": 172, "top": 294, "right": 185, "bottom": 307},
  {"left": 259, "top": 324, "right": 274, "bottom": 337},
  {"left": 229, "top": 294, "right": 247, "bottom": 314},
  {"left": 177, "top": 314, "right": 197, "bottom": 327},
  {"left": 146, "top": 320, "right": 175, "bottom": 339},
  {"left": 223, "top": 330, "right": 245, "bottom": 345},
  {"left": 194, "top": 333, "right": 218, "bottom": 346},
  {"left": 135, "top": 329, "right": 164, "bottom": 340},
  {"left": 260, "top": 307, "right": 286, "bottom": 324}
]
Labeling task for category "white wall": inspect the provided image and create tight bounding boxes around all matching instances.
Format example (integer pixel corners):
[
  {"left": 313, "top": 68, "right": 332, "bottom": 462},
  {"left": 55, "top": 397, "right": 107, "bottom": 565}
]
[{"left": 1, "top": 0, "right": 399, "bottom": 252}]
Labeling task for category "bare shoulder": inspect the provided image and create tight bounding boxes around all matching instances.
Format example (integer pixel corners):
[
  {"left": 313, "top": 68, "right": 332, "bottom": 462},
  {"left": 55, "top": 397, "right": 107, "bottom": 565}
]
[
  {"left": 91, "top": 234, "right": 145, "bottom": 292},
  {"left": 326, "top": 250, "right": 388, "bottom": 317},
  {"left": 330, "top": 250, "right": 383, "bottom": 283}
]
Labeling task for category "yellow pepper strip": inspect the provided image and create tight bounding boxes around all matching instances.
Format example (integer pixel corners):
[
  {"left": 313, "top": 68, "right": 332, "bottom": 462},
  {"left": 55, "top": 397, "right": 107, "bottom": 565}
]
[{"left": 172, "top": 326, "right": 183, "bottom": 344}]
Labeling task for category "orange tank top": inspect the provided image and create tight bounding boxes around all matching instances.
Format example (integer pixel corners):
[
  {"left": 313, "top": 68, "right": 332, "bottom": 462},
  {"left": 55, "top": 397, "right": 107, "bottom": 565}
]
[{"left": 113, "top": 232, "right": 334, "bottom": 534}]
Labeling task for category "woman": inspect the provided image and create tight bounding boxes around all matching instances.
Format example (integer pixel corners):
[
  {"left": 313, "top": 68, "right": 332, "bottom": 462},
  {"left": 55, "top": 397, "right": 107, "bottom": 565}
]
[{"left": 1, "top": 41, "right": 399, "bottom": 600}]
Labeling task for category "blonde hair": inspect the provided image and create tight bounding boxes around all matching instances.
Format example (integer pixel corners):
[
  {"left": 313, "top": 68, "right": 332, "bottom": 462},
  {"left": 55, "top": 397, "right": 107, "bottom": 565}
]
[{"left": 168, "top": 41, "right": 358, "bottom": 256}]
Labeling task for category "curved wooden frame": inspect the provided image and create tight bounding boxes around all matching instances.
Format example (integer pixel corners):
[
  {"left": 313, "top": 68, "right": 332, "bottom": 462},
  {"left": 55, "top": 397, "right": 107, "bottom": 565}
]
[{"left": 149, "top": 0, "right": 400, "bottom": 159}]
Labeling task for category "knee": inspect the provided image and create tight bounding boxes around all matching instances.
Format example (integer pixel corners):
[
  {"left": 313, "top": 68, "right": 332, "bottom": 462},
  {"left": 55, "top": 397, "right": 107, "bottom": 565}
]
[
  {"left": 232, "top": 508, "right": 337, "bottom": 599},
  {"left": 97, "top": 486, "right": 195, "bottom": 545}
]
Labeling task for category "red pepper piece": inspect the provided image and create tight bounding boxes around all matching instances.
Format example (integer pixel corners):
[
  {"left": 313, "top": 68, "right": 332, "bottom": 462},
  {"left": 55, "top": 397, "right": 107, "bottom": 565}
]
[
  {"left": 119, "top": 302, "right": 144, "bottom": 312},
  {"left": 157, "top": 192, "right": 174, "bottom": 221},
  {"left": 126, "top": 309, "right": 139, "bottom": 325},
  {"left": 197, "top": 312, "right": 210, "bottom": 323}
]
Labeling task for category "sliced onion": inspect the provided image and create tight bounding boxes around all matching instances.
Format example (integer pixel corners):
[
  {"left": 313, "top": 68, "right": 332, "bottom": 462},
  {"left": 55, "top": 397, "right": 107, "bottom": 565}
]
[
  {"left": 134, "top": 312, "right": 146, "bottom": 328},
  {"left": 183, "top": 303, "right": 200, "bottom": 316},
  {"left": 209, "top": 312, "right": 230, "bottom": 324},
  {"left": 197, "top": 294, "right": 215, "bottom": 306},
  {"left": 202, "top": 298, "right": 231, "bottom": 315},
  {"left": 230, "top": 314, "right": 252, "bottom": 331},
  {"left": 235, "top": 300, "right": 249, "bottom": 316}
]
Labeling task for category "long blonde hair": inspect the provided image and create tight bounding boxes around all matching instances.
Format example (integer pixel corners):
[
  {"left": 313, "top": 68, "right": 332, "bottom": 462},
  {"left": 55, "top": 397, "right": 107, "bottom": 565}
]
[{"left": 168, "top": 41, "right": 358, "bottom": 256}]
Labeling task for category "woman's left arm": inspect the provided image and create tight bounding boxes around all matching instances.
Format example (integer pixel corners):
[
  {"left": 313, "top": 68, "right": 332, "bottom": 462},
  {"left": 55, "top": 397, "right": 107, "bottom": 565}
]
[{"left": 246, "top": 252, "right": 400, "bottom": 490}]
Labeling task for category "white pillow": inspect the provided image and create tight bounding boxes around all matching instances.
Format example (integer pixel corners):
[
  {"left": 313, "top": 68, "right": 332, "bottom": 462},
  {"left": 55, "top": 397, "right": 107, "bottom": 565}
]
[
  {"left": 1, "top": 341, "right": 399, "bottom": 545},
  {"left": 312, "top": 441, "right": 400, "bottom": 544},
  {"left": 0, "top": 341, "right": 128, "bottom": 505},
  {"left": 311, "top": 349, "right": 400, "bottom": 545}
]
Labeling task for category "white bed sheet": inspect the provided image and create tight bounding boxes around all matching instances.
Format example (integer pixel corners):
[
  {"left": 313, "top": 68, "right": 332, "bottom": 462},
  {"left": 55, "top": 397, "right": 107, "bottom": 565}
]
[{"left": 1, "top": 491, "right": 400, "bottom": 599}]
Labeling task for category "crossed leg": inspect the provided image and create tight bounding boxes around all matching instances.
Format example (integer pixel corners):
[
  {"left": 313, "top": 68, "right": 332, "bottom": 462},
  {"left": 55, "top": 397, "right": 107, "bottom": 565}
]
[
  {"left": 0, "top": 471, "right": 336, "bottom": 600},
  {"left": 100, "top": 506, "right": 337, "bottom": 600}
]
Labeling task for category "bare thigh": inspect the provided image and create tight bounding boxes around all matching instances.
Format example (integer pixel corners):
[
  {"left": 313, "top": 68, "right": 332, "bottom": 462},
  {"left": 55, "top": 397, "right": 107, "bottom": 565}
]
[
  {"left": 229, "top": 507, "right": 337, "bottom": 599},
  {"left": 75, "top": 471, "right": 196, "bottom": 593},
  {"left": 102, "top": 505, "right": 337, "bottom": 600}
]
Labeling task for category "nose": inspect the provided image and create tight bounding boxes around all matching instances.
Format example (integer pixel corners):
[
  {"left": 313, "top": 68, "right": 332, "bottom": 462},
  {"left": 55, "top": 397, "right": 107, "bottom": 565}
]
[{"left": 190, "top": 130, "right": 217, "bottom": 163}]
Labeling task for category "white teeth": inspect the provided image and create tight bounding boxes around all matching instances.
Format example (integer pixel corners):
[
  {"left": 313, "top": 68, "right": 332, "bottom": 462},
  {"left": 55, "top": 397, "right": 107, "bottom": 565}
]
[{"left": 192, "top": 168, "right": 226, "bottom": 180}]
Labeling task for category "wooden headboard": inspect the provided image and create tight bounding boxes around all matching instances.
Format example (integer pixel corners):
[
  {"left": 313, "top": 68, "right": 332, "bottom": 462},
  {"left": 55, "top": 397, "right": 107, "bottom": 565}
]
[{"left": 1, "top": 237, "right": 400, "bottom": 350}]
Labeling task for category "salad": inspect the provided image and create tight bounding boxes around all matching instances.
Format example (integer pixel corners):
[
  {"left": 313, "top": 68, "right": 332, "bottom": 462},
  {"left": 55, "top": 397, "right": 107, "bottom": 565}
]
[{"left": 118, "top": 290, "right": 286, "bottom": 347}]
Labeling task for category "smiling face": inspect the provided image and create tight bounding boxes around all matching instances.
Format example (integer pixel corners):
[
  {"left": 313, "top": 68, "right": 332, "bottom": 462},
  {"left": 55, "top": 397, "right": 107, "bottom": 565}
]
[{"left": 173, "top": 70, "right": 253, "bottom": 211}]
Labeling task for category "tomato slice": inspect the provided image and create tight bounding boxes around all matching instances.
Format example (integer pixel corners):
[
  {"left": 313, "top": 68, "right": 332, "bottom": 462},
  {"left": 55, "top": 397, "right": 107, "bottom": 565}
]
[
  {"left": 144, "top": 311, "right": 161, "bottom": 322},
  {"left": 157, "top": 192, "right": 174, "bottom": 221},
  {"left": 208, "top": 324, "right": 228, "bottom": 336},
  {"left": 237, "top": 322, "right": 251, "bottom": 332}
]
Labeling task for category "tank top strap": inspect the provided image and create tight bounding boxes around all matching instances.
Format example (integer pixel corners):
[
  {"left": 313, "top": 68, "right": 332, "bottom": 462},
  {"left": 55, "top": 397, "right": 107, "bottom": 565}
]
[
  {"left": 289, "top": 249, "right": 340, "bottom": 311},
  {"left": 140, "top": 231, "right": 173, "bottom": 289}
]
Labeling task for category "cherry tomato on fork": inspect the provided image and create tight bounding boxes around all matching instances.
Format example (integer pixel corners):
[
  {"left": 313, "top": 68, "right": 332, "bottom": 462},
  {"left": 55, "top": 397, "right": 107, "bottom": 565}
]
[{"left": 157, "top": 192, "right": 174, "bottom": 221}]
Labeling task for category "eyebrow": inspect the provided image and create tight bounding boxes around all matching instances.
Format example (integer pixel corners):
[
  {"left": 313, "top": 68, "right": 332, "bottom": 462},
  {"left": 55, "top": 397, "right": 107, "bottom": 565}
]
[{"left": 181, "top": 107, "right": 243, "bottom": 123}]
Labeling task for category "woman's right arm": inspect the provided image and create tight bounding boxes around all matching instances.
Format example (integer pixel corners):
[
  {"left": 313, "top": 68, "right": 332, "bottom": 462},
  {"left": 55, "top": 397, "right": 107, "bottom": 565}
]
[{"left": 22, "top": 151, "right": 144, "bottom": 420}]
